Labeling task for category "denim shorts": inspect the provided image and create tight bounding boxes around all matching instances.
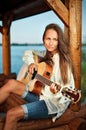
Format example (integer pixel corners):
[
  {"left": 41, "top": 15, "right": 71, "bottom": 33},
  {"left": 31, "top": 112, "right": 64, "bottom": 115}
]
[{"left": 21, "top": 85, "right": 56, "bottom": 120}]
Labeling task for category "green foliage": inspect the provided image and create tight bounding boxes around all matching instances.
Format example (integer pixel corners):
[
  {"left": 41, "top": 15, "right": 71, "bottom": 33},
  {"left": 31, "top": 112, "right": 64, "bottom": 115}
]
[
  {"left": 82, "top": 51, "right": 86, "bottom": 62},
  {"left": 81, "top": 51, "right": 86, "bottom": 103}
]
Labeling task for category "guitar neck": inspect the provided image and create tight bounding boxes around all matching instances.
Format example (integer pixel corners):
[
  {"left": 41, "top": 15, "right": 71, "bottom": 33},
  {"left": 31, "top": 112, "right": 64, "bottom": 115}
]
[
  {"left": 35, "top": 74, "right": 52, "bottom": 86},
  {"left": 35, "top": 73, "right": 61, "bottom": 90}
]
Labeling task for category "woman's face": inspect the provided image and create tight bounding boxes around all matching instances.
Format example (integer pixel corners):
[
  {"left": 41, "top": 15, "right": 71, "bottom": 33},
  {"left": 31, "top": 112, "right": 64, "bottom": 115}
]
[{"left": 43, "top": 29, "right": 58, "bottom": 53}]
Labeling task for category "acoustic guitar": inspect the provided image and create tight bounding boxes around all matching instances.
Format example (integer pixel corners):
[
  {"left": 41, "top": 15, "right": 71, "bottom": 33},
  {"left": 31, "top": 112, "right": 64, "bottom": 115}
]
[{"left": 21, "top": 62, "right": 81, "bottom": 104}]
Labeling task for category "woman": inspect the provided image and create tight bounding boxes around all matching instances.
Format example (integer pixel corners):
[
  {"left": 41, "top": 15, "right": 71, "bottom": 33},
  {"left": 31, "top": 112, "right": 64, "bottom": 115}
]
[{"left": 0, "top": 23, "right": 75, "bottom": 130}]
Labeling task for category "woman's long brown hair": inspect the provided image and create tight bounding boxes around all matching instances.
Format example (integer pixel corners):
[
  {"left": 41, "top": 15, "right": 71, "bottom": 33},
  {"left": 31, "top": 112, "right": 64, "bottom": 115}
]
[{"left": 40, "top": 23, "right": 74, "bottom": 85}]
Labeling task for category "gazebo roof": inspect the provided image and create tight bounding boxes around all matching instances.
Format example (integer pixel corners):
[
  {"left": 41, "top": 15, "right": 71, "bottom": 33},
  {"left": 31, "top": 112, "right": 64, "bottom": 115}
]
[{"left": 0, "top": 0, "right": 52, "bottom": 21}]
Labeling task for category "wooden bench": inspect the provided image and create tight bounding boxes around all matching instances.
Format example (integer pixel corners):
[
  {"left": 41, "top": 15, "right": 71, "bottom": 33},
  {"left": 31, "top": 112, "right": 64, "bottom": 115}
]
[
  {"left": 0, "top": 93, "right": 86, "bottom": 130},
  {"left": 0, "top": 73, "right": 86, "bottom": 130}
]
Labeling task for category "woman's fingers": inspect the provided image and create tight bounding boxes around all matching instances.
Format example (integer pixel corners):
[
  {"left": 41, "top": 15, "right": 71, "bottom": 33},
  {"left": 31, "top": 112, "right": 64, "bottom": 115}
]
[
  {"left": 28, "top": 63, "right": 37, "bottom": 74},
  {"left": 50, "top": 83, "right": 57, "bottom": 94}
]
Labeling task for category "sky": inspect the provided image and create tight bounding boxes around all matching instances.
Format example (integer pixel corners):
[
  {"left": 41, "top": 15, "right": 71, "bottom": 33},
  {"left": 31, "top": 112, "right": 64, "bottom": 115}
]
[{"left": 0, "top": 0, "right": 86, "bottom": 44}]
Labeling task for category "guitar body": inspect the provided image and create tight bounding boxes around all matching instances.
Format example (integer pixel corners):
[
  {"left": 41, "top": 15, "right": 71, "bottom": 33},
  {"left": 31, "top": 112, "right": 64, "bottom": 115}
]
[{"left": 21, "top": 62, "right": 52, "bottom": 94}]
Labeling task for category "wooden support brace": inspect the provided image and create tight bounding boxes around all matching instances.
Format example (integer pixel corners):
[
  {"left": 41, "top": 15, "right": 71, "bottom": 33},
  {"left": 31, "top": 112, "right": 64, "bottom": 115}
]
[{"left": 45, "top": 0, "right": 69, "bottom": 26}]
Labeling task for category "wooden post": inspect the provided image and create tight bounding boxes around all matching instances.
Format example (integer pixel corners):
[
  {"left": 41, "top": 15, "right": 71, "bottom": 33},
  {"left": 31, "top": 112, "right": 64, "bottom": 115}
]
[
  {"left": 2, "top": 14, "right": 12, "bottom": 75},
  {"left": 69, "top": 0, "right": 82, "bottom": 110}
]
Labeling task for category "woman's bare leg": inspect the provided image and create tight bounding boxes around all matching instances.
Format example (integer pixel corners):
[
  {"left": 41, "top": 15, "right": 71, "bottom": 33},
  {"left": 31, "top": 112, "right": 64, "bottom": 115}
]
[
  {"left": 0, "top": 79, "right": 26, "bottom": 104},
  {"left": 4, "top": 106, "right": 24, "bottom": 130}
]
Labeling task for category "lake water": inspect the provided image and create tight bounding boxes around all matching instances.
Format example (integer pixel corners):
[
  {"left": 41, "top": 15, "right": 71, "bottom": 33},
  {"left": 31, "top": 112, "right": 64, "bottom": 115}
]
[
  {"left": 0, "top": 44, "right": 45, "bottom": 74},
  {"left": 0, "top": 44, "right": 86, "bottom": 75}
]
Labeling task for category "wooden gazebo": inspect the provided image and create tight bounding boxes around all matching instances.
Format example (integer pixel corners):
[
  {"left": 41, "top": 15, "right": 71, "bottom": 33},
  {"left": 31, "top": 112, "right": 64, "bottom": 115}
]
[{"left": 0, "top": 0, "right": 86, "bottom": 130}]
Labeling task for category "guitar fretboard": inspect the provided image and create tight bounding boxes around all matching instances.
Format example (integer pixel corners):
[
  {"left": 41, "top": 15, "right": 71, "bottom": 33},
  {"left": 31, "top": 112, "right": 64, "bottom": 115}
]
[{"left": 35, "top": 73, "right": 61, "bottom": 90}]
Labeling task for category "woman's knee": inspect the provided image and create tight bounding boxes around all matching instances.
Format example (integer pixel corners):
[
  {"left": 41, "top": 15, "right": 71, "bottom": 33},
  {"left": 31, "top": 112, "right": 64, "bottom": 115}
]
[
  {"left": 7, "top": 79, "right": 17, "bottom": 85},
  {"left": 4, "top": 79, "right": 17, "bottom": 91},
  {"left": 4, "top": 79, "right": 25, "bottom": 95},
  {"left": 6, "top": 109, "right": 17, "bottom": 121},
  {"left": 6, "top": 79, "right": 23, "bottom": 90},
  {"left": 6, "top": 107, "right": 24, "bottom": 121}
]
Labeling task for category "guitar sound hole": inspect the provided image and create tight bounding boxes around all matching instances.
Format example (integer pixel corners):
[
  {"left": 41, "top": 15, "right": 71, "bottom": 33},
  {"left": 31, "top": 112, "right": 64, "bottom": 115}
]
[{"left": 46, "top": 72, "right": 50, "bottom": 76}]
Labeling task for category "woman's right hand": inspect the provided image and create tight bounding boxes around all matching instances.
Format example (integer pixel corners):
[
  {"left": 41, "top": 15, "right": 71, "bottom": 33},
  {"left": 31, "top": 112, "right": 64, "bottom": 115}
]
[
  {"left": 50, "top": 83, "right": 58, "bottom": 94},
  {"left": 28, "top": 63, "right": 38, "bottom": 74}
]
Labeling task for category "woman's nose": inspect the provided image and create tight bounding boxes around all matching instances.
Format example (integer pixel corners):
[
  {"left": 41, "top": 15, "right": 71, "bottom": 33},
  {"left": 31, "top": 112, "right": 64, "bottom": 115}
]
[{"left": 49, "top": 39, "right": 53, "bottom": 45}]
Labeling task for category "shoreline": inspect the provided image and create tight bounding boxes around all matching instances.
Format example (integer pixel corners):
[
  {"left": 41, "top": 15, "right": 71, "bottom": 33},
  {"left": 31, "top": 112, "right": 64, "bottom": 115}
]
[
  {"left": 0, "top": 43, "right": 86, "bottom": 46},
  {"left": 0, "top": 43, "right": 43, "bottom": 46}
]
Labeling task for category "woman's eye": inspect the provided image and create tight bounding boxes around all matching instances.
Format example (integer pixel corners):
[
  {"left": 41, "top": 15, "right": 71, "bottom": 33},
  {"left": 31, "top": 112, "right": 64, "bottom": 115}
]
[
  {"left": 45, "top": 38, "right": 58, "bottom": 42},
  {"left": 46, "top": 38, "right": 50, "bottom": 40},
  {"left": 53, "top": 38, "right": 58, "bottom": 41}
]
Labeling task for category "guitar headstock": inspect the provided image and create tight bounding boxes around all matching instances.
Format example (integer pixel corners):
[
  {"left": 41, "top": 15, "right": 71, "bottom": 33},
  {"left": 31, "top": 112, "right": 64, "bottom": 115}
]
[{"left": 62, "top": 87, "right": 81, "bottom": 104}]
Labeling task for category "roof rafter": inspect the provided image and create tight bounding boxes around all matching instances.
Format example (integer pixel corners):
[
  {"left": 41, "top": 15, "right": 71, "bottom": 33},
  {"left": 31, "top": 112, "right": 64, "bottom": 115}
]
[{"left": 45, "top": 0, "right": 69, "bottom": 26}]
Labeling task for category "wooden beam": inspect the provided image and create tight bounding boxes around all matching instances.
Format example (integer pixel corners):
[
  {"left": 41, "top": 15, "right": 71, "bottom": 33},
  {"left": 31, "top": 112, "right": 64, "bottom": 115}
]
[
  {"left": 64, "top": 0, "right": 69, "bottom": 44},
  {"left": 69, "top": 0, "right": 82, "bottom": 111},
  {"left": 69, "top": 0, "right": 82, "bottom": 89},
  {"left": 0, "top": 26, "right": 3, "bottom": 34},
  {"left": 45, "top": 0, "right": 69, "bottom": 26},
  {"left": 2, "top": 13, "right": 13, "bottom": 75}
]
